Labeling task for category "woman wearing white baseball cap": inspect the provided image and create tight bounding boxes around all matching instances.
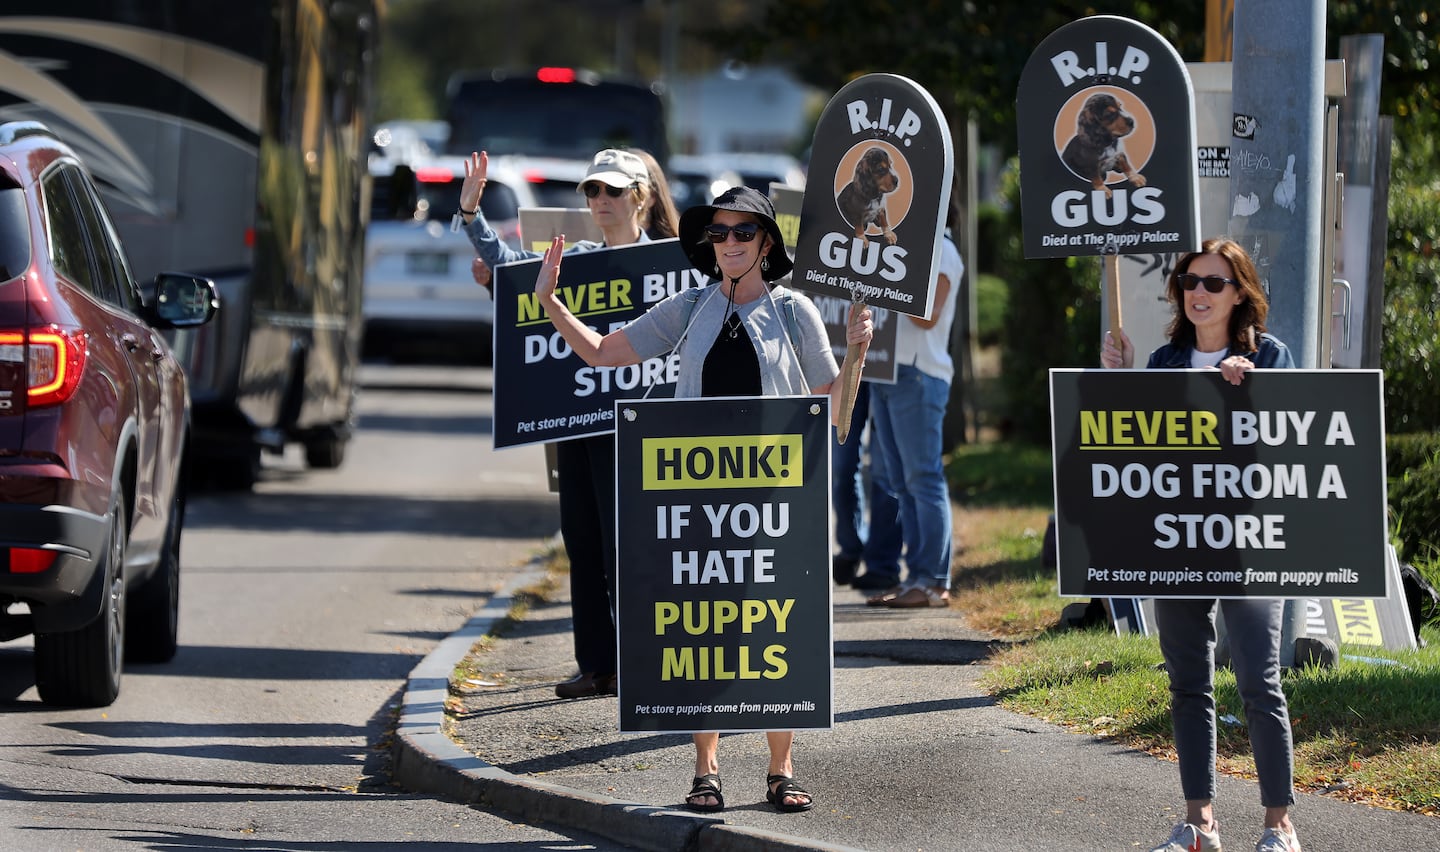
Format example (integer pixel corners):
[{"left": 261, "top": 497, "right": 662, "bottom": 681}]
[{"left": 456, "top": 147, "right": 677, "bottom": 700}]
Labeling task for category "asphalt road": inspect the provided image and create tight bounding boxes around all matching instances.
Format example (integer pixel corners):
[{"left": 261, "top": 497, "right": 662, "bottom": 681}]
[{"left": 0, "top": 364, "right": 627, "bottom": 851}]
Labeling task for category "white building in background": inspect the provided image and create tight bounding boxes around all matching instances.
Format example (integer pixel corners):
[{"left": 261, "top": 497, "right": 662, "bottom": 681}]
[{"left": 666, "top": 63, "right": 823, "bottom": 157}]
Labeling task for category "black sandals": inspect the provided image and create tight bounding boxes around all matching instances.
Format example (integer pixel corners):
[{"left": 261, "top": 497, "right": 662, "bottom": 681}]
[
  {"left": 765, "top": 773, "right": 814, "bottom": 812},
  {"left": 685, "top": 773, "right": 724, "bottom": 812}
]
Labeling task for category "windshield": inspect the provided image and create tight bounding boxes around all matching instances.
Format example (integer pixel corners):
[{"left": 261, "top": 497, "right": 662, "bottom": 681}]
[{"left": 445, "top": 79, "right": 668, "bottom": 163}]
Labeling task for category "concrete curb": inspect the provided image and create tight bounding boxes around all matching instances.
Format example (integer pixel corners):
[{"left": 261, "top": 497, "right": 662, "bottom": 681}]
[{"left": 390, "top": 556, "right": 861, "bottom": 852}]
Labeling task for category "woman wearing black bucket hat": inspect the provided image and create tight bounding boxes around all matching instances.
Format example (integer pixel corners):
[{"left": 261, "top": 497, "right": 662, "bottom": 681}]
[{"left": 530, "top": 185, "right": 872, "bottom": 814}]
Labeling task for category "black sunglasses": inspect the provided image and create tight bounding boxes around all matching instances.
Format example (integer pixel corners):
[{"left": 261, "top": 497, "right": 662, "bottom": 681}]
[
  {"left": 1177, "top": 272, "right": 1237, "bottom": 293},
  {"left": 582, "top": 182, "right": 633, "bottom": 199},
  {"left": 703, "top": 222, "right": 762, "bottom": 244}
]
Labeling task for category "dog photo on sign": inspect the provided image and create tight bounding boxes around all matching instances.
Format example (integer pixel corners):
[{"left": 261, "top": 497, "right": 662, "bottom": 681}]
[
  {"left": 835, "top": 146, "right": 902, "bottom": 245},
  {"left": 1059, "top": 90, "right": 1150, "bottom": 197}
]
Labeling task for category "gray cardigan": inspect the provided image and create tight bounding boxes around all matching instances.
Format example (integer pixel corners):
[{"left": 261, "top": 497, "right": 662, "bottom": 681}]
[{"left": 622, "top": 284, "right": 840, "bottom": 399}]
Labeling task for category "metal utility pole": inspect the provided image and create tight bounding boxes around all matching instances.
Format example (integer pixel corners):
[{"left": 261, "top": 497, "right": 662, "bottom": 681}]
[
  {"left": 1226, "top": 0, "right": 1328, "bottom": 669},
  {"left": 1226, "top": 0, "right": 1327, "bottom": 369}
]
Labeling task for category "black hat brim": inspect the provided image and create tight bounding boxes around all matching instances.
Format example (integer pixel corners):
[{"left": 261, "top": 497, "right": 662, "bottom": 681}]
[{"left": 677, "top": 189, "right": 794, "bottom": 283}]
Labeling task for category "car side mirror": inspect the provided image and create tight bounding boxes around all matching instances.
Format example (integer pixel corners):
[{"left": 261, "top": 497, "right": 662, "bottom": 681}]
[{"left": 148, "top": 273, "right": 220, "bottom": 328}]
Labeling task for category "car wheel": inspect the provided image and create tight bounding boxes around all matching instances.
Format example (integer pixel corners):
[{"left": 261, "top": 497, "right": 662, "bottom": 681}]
[
  {"left": 304, "top": 431, "right": 348, "bottom": 469},
  {"left": 127, "top": 479, "right": 183, "bottom": 663},
  {"left": 35, "top": 500, "right": 128, "bottom": 707}
]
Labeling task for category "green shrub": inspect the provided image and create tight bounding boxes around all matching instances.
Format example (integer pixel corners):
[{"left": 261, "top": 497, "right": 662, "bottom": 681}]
[
  {"left": 1380, "top": 170, "right": 1440, "bottom": 434},
  {"left": 1386, "top": 431, "right": 1440, "bottom": 479},
  {"left": 1391, "top": 463, "right": 1440, "bottom": 564},
  {"left": 975, "top": 273, "right": 1008, "bottom": 347},
  {"left": 991, "top": 161, "right": 1101, "bottom": 444}
]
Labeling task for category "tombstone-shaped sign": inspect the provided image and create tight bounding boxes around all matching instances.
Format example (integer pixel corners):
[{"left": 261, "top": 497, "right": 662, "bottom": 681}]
[
  {"left": 792, "top": 73, "right": 953, "bottom": 320},
  {"left": 1018, "top": 15, "right": 1199, "bottom": 259},
  {"left": 772, "top": 184, "right": 897, "bottom": 383}
]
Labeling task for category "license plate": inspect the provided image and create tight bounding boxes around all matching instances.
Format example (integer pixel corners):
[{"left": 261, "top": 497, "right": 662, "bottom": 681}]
[{"left": 405, "top": 251, "right": 450, "bottom": 275}]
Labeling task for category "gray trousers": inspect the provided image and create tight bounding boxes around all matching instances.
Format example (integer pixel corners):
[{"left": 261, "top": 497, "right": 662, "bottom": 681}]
[{"left": 1154, "top": 597, "right": 1296, "bottom": 808}]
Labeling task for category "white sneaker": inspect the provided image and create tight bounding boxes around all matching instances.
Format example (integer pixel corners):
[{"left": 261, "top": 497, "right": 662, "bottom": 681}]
[
  {"left": 1150, "top": 821, "right": 1223, "bottom": 852},
  {"left": 1254, "top": 826, "right": 1302, "bottom": 852}
]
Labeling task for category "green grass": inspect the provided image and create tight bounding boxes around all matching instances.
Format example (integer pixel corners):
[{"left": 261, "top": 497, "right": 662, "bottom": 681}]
[
  {"left": 979, "top": 626, "right": 1440, "bottom": 815},
  {"left": 946, "top": 440, "right": 1054, "bottom": 507},
  {"left": 950, "top": 438, "right": 1440, "bottom": 817}
]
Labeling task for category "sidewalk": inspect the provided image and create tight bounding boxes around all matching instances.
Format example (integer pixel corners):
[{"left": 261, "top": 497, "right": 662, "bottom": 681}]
[{"left": 391, "top": 554, "right": 1437, "bottom": 851}]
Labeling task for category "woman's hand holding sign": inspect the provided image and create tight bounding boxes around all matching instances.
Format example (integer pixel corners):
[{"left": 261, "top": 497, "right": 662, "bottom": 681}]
[
  {"left": 1101, "top": 329, "right": 1135, "bottom": 369},
  {"left": 845, "top": 301, "right": 874, "bottom": 349},
  {"left": 1218, "top": 355, "right": 1254, "bottom": 386}
]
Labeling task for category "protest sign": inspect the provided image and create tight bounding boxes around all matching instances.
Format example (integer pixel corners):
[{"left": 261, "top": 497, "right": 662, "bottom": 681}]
[
  {"left": 791, "top": 73, "right": 953, "bottom": 320},
  {"left": 491, "top": 239, "right": 701, "bottom": 448},
  {"left": 519, "top": 207, "right": 602, "bottom": 252},
  {"left": 614, "top": 396, "right": 833, "bottom": 733},
  {"left": 1018, "top": 15, "right": 1199, "bottom": 334},
  {"left": 1018, "top": 15, "right": 1199, "bottom": 260},
  {"left": 771, "top": 184, "right": 897, "bottom": 383},
  {"left": 1050, "top": 369, "right": 1387, "bottom": 599}
]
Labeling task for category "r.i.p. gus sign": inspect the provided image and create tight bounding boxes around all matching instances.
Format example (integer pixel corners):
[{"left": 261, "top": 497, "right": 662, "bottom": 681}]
[{"left": 1017, "top": 15, "right": 1199, "bottom": 259}]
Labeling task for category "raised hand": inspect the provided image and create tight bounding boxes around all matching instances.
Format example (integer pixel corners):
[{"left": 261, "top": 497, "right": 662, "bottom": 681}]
[
  {"left": 535, "top": 235, "right": 565, "bottom": 302},
  {"left": 459, "top": 151, "right": 488, "bottom": 214}
]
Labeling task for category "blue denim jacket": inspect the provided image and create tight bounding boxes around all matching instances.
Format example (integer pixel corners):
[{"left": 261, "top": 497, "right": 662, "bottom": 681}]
[{"left": 1146, "top": 332, "right": 1295, "bottom": 370}]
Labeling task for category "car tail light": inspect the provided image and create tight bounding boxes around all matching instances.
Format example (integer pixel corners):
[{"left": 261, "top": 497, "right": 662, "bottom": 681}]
[
  {"left": 537, "top": 67, "right": 575, "bottom": 84},
  {"left": 0, "top": 329, "right": 87, "bottom": 407},
  {"left": 7, "top": 547, "right": 58, "bottom": 573},
  {"left": 415, "top": 167, "right": 456, "bottom": 183}
]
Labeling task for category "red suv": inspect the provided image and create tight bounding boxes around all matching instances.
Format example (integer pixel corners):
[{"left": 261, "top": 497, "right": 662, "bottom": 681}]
[{"left": 0, "top": 122, "right": 218, "bottom": 706}]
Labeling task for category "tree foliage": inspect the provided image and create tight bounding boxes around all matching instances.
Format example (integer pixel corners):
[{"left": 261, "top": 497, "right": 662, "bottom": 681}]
[{"left": 708, "top": 1, "right": 1203, "bottom": 154}]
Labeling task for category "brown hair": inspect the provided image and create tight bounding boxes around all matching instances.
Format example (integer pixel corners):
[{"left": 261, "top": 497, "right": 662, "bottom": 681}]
[
  {"left": 626, "top": 148, "right": 680, "bottom": 239},
  {"left": 1164, "top": 237, "right": 1270, "bottom": 353}
]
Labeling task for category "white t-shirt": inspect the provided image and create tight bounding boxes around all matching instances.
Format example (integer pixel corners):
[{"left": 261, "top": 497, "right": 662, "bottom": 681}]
[
  {"left": 894, "top": 232, "right": 963, "bottom": 384},
  {"left": 1190, "top": 347, "right": 1227, "bottom": 368}
]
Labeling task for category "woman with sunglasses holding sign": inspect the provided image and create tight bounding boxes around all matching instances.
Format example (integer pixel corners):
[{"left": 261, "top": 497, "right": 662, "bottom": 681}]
[
  {"left": 530, "top": 186, "right": 873, "bottom": 815},
  {"left": 457, "top": 147, "right": 678, "bottom": 700},
  {"left": 1101, "top": 238, "right": 1302, "bottom": 852}
]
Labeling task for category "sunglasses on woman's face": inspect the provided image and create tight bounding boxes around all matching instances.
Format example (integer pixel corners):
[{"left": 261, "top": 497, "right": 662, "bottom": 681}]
[
  {"left": 583, "top": 182, "right": 632, "bottom": 199},
  {"left": 1177, "top": 272, "right": 1237, "bottom": 293},
  {"left": 703, "top": 222, "right": 762, "bottom": 244}
]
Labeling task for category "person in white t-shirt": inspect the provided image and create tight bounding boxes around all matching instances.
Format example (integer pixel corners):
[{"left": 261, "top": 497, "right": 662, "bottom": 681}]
[{"left": 866, "top": 200, "right": 962, "bottom": 608}]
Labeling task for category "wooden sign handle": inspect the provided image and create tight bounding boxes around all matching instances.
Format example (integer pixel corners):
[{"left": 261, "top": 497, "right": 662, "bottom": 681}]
[{"left": 1105, "top": 252, "right": 1123, "bottom": 337}]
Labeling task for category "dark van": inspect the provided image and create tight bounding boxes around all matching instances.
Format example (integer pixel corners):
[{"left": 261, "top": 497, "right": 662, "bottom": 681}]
[{"left": 443, "top": 68, "right": 670, "bottom": 167}]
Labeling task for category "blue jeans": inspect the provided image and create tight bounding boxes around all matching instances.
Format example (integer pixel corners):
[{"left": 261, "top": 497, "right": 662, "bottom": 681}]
[
  {"left": 1155, "top": 597, "right": 1296, "bottom": 808},
  {"left": 868, "top": 365, "right": 952, "bottom": 588},
  {"left": 831, "top": 382, "right": 901, "bottom": 579}
]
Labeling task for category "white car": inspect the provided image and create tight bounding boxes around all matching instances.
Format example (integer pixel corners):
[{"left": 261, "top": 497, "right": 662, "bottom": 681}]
[
  {"left": 668, "top": 154, "right": 741, "bottom": 208},
  {"left": 693, "top": 152, "right": 807, "bottom": 195},
  {"left": 362, "top": 154, "right": 538, "bottom": 363}
]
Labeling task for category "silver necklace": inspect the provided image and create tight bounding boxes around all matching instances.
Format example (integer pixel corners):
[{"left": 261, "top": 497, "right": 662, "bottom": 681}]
[{"left": 725, "top": 311, "right": 743, "bottom": 339}]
